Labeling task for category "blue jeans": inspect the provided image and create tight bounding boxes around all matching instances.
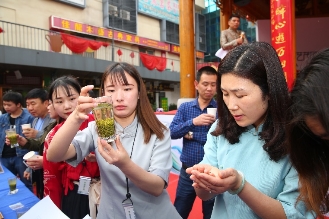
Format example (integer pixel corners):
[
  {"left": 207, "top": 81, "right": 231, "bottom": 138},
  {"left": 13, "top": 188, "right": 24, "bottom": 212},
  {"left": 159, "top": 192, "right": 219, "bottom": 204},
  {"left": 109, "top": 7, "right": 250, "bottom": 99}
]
[
  {"left": 174, "top": 167, "right": 214, "bottom": 219},
  {"left": 1, "top": 156, "right": 32, "bottom": 191}
]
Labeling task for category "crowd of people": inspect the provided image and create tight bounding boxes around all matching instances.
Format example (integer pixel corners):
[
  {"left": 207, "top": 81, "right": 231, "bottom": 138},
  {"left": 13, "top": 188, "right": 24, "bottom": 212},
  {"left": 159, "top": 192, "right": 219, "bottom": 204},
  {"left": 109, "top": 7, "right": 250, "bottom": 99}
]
[{"left": 1, "top": 40, "right": 329, "bottom": 218}]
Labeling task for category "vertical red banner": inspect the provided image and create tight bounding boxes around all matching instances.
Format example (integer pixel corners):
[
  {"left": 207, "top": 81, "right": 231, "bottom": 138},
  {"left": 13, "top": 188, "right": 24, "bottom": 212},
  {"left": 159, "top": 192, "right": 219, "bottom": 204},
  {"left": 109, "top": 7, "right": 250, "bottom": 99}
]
[{"left": 270, "top": 0, "right": 296, "bottom": 90}]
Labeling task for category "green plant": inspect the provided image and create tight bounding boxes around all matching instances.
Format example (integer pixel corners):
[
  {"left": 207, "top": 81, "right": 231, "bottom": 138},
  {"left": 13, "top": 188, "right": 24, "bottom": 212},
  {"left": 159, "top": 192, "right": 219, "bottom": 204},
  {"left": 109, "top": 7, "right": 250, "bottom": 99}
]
[
  {"left": 151, "top": 103, "right": 157, "bottom": 112},
  {"left": 168, "top": 103, "right": 177, "bottom": 111}
]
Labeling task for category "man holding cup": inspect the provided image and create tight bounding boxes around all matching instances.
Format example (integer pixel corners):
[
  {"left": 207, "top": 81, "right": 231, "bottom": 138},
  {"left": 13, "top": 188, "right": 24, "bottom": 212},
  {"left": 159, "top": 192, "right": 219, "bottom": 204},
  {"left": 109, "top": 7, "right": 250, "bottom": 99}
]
[
  {"left": 220, "top": 14, "right": 248, "bottom": 51},
  {"left": 0, "top": 91, "right": 34, "bottom": 190},
  {"left": 22, "top": 88, "right": 55, "bottom": 197},
  {"left": 170, "top": 66, "right": 218, "bottom": 219},
  {"left": 24, "top": 89, "right": 55, "bottom": 139}
]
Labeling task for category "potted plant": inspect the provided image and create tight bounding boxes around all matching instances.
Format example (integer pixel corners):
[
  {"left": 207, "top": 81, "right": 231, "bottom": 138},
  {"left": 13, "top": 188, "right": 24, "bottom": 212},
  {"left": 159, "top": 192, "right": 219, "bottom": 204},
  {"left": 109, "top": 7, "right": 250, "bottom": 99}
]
[{"left": 168, "top": 103, "right": 177, "bottom": 111}]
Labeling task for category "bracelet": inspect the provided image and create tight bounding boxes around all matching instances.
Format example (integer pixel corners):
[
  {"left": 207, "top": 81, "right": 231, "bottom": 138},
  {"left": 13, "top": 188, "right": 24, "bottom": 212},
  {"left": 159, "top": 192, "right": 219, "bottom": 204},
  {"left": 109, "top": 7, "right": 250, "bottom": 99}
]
[{"left": 228, "top": 171, "right": 246, "bottom": 195}]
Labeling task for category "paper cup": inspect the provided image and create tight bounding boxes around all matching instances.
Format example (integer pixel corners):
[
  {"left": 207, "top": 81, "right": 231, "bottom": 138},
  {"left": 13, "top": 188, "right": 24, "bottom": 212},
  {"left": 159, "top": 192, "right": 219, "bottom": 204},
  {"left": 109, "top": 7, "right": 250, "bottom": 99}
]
[
  {"left": 23, "top": 151, "right": 36, "bottom": 160},
  {"left": 21, "top": 124, "right": 31, "bottom": 129},
  {"left": 207, "top": 108, "right": 217, "bottom": 117},
  {"left": 23, "top": 151, "right": 37, "bottom": 167}
]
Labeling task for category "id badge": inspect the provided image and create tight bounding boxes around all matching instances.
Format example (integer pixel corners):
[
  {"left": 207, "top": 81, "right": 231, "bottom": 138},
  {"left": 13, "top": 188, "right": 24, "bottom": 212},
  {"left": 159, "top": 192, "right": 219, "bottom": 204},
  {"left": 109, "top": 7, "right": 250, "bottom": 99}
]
[
  {"left": 77, "top": 176, "right": 91, "bottom": 195},
  {"left": 122, "top": 202, "right": 136, "bottom": 219}
]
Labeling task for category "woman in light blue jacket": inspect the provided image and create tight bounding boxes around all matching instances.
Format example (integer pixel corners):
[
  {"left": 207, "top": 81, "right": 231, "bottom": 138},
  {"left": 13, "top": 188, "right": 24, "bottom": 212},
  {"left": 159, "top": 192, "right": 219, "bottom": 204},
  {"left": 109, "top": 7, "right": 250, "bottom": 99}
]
[{"left": 187, "top": 42, "right": 314, "bottom": 219}]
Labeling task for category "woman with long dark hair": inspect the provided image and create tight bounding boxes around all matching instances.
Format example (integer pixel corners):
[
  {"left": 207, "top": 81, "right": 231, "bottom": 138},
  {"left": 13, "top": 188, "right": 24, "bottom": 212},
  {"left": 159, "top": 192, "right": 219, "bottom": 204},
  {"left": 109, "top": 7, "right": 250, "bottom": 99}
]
[
  {"left": 286, "top": 48, "right": 329, "bottom": 218},
  {"left": 187, "top": 42, "right": 313, "bottom": 218},
  {"left": 47, "top": 63, "right": 181, "bottom": 218}
]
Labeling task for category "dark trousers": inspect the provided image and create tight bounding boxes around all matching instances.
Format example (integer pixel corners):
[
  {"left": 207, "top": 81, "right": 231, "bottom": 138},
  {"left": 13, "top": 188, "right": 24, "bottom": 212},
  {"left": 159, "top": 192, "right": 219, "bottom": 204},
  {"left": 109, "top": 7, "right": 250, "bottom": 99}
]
[
  {"left": 62, "top": 184, "right": 90, "bottom": 219},
  {"left": 32, "top": 169, "right": 44, "bottom": 198},
  {"left": 174, "top": 167, "right": 214, "bottom": 219}
]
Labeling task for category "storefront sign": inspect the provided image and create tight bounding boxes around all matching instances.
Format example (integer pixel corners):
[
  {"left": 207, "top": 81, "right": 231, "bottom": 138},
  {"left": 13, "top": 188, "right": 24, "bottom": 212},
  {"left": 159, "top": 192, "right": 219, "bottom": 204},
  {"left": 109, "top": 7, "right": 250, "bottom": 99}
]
[
  {"left": 50, "top": 16, "right": 204, "bottom": 56},
  {"left": 196, "top": 51, "right": 205, "bottom": 59},
  {"left": 54, "top": 0, "right": 85, "bottom": 8},
  {"left": 138, "top": 0, "right": 179, "bottom": 24},
  {"left": 50, "top": 16, "right": 170, "bottom": 51},
  {"left": 170, "top": 45, "right": 180, "bottom": 54},
  {"left": 170, "top": 45, "right": 204, "bottom": 58},
  {"left": 270, "top": 0, "right": 296, "bottom": 90}
]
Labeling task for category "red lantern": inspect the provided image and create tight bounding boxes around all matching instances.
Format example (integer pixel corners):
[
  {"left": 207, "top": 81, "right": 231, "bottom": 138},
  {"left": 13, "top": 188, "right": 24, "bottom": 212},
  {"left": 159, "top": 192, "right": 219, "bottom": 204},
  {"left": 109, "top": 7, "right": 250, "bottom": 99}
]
[{"left": 117, "top": 49, "right": 122, "bottom": 56}]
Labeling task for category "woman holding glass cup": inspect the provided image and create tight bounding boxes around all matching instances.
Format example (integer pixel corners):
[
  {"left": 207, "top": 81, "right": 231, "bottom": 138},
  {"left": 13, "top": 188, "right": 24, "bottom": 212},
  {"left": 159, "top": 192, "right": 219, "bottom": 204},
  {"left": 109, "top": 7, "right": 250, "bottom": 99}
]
[{"left": 48, "top": 63, "right": 181, "bottom": 219}]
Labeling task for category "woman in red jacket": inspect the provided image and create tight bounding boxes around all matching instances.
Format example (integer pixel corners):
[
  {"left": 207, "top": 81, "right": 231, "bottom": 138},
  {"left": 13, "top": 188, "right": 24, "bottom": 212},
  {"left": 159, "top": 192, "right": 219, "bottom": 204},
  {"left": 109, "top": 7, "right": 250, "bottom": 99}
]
[{"left": 43, "top": 76, "right": 99, "bottom": 219}]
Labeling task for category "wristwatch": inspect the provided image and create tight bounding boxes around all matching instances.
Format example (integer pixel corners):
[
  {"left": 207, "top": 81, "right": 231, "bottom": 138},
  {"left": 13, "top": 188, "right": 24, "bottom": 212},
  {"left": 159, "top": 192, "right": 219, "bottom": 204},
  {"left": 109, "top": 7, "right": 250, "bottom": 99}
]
[{"left": 188, "top": 131, "right": 193, "bottom": 138}]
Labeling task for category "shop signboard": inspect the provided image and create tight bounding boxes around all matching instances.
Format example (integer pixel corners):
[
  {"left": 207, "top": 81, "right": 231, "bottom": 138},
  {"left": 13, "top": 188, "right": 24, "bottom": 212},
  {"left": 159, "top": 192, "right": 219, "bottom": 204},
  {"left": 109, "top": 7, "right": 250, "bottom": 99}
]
[
  {"left": 50, "top": 16, "right": 170, "bottom": 51},
  {"left": 138, "top": 0, "right": 179, "bottom": 24}
]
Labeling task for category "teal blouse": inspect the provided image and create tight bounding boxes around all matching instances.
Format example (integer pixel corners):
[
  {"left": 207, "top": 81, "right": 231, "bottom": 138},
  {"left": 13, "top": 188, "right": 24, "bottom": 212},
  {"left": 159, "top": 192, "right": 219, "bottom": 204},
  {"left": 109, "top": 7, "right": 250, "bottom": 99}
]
[{"left": 201, "top": 122, "right": 314, "bottom": 219}]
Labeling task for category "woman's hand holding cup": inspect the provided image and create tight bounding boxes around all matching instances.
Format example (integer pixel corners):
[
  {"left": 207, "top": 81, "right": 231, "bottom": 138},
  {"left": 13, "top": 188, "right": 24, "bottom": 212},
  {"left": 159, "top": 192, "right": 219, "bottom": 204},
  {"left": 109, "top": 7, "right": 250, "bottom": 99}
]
[{"left": 74, "top": 85, "right": 98, "bottom": 121}]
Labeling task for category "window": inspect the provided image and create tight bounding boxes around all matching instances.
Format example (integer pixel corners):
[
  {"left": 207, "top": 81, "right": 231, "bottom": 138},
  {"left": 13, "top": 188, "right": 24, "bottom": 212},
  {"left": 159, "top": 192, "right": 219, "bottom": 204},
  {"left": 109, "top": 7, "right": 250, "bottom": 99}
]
[
  {"left": 165, "top": 21, "right": 179, "bottom": 45},
  {"left": 139, "top": 47, "right": 154, "bottom": 55},
  {"left": 104, "top": 0, "right": 137, "bottom": 34},
  {"left": 195, "top": 13, "right": 206, "bottom": 52}
]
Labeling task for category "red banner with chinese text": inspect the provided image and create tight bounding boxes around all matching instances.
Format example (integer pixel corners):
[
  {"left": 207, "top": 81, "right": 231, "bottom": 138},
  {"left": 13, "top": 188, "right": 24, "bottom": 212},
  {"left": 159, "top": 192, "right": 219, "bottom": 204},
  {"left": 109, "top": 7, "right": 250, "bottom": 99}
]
[
  {"left": 50, "top": 16, "right": 204, "bottom": 57},
  {"left": 270, "top": 0, "right": 296, "bottom": 90},
  {"left": 50, "top": 16, "right": 170, "bottom": 52}
]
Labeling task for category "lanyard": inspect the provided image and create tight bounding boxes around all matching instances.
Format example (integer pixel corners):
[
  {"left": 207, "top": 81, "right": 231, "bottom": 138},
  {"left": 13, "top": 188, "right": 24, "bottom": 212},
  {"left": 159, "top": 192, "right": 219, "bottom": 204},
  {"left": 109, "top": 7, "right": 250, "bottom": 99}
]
[{"left": 122, "top": 123, "right": 138, "bottom": 205}]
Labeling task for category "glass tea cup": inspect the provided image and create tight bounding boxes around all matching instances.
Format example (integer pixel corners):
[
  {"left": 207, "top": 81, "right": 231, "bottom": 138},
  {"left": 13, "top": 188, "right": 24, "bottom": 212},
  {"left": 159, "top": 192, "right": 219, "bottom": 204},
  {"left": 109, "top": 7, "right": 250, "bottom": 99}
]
[
  {"left": 5, "top": 125, "right": 19, "bottom": 148},
  {"left": 8, "top": 176, "right": 18, "bottom": 195},
  {"left": 92, "top": 96, "right": 116, "bottom": 143}
]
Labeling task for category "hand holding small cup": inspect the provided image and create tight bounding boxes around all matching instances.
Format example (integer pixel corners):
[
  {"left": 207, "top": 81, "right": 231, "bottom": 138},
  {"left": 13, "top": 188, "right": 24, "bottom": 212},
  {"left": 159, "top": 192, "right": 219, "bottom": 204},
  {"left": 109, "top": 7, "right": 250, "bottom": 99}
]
[
  {"left": 21, "top": 123, "right": 31, "bottom": 129},
  {"left": 22, "top": 124, "right": 38, "bottom": 139},
  {"left": 207, "top": 108, "right": 217, "bottom": 117},
  {"left": 23, "top": 152, "right": 43, "bottom": 170},
  {"left": 5, "top": 126, "right": 19, "bottom": 148}
]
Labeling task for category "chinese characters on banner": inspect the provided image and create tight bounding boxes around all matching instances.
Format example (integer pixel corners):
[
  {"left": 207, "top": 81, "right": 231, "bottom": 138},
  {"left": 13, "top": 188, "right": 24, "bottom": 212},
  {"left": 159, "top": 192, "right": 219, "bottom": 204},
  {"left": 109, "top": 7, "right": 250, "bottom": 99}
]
[
  {"left": 50, "top": 16, "right": 204, "bottom": 58},
  {"left": 50, "top": 16, "right": 170, "bottom": 51},
  {"left": 270, "top": 0, "right": 296, "bottom": 90}
]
